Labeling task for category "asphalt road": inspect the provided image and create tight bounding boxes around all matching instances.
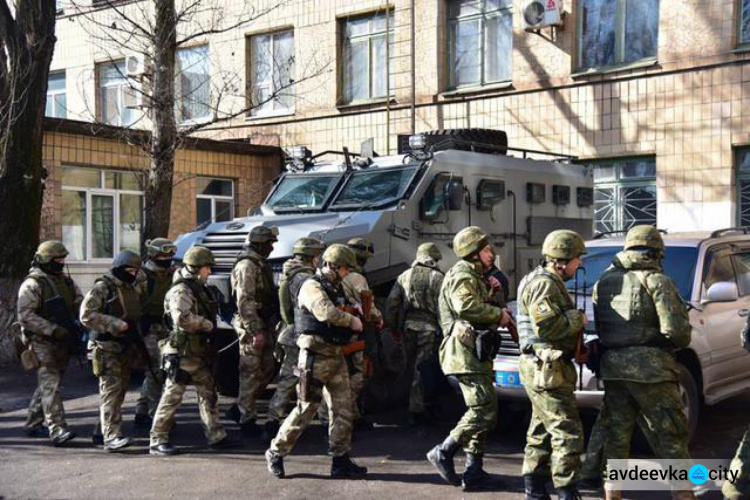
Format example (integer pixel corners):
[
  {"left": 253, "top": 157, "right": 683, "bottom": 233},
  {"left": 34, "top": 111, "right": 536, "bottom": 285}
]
[{"left": 0, "top": 364, "right": 746, "bottom": 500}]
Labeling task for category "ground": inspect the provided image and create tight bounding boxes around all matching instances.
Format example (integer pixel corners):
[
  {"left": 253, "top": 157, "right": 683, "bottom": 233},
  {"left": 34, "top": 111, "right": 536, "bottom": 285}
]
[{"left": 0, "top": 364, "right": 745, "bottom": 500}]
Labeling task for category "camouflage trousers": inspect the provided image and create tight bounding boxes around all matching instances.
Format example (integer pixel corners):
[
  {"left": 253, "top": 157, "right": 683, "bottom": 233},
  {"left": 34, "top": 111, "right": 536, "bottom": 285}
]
[
  {"left": 24, "top": 339, "right": 71, "bottom": 440},
  {"left": 723, "top": 425, "right": 750, "bottom": 500},
  {"left": 580, "top": 402, "right": 656, "bottom": 480},
  {"left": 267, "top": 344, "right": 300, "bottom": 422},
  {"left": 320, "top": 349, "right": 364, "bottom": 423},
  {"left": 519, "top": 354, "right": 583, "bottom": 488},
  {"left": 150, "top": 355, "right": 226, "bottom": 446},
  {"left": 599, "top": 380, "right": 691, "bottom": 462},
  {"left": 270, "top": 347, "right": 354, "bottom": 457},
  {"left": 449, "top": 373, "right": 497, "bottom": 454},
  {"left": 236, "top": 343, "right": 276, "bottom": 424},
  {"left": 404, "top": 327, "right": 437, "bottom": 414},
  {"left": 93, "top": 342, "right": 133, "bottom": 444},
  {"left": 135, "top": 328, "right": 167, "bottom": 418}
]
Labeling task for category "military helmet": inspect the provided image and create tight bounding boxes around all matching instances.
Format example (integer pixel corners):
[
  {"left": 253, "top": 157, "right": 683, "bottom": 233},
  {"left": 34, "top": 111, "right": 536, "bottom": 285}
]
[
  {"left": 292, "top": 237, "right": 325, "bottom": 257},
  {"left": 542, "top": 230, "right": 587, "bottom": 260},
  {"left": 183, "top": 246, "right": 215, "bottom": 268},
  {"left": 35, "top": 240, "right": 69, "bottom": 264},
  {"left": 146, "top": 237, "right": 176, "bottom": 257},
  {"left": 246, "top": 225, "right": 279, "bottom": 245},
  {"left": 453, "top": 226, "right": 490, "bottom": 259},
  {"left": 624, "top": 225, "right": 665, "bottom": 252},
  {"left": 347, "top": 238, "right": 374, "bottom": 260},
  {"left": 417, "top": 242, "right": 442, "bottom": 262},
  {"left": 112, "top": 250, "right": 142, "bottom": 269},
  {"left": 322, "top": 244, "right": 357, "bottom": 269}
]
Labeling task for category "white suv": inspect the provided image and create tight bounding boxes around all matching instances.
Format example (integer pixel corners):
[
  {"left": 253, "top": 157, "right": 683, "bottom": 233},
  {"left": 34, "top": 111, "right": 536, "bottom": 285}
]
[{"left": 493, "top": 228, "right": 750, "bottom": 439}]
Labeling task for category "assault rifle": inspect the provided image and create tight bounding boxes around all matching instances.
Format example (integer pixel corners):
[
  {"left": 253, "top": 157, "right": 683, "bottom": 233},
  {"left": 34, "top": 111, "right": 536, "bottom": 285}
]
[
  {"left": 124, "top": 319, "right": 164, "bottom": 385},
  {"left": 44, "top": 295, "right": 87, "bottom": 367}
]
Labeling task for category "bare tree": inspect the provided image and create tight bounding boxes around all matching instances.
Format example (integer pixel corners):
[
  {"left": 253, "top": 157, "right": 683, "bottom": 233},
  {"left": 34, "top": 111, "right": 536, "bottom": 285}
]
[
  {"left": 0, "top": 0, "right": 57, "bottom": 360},
  {"left": 70, "top": 0, "right": 329, "bottom": 246}
]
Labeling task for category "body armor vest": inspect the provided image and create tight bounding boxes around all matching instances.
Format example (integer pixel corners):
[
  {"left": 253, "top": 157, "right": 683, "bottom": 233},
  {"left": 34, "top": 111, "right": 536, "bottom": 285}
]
[
  {"left": 167, "top": 276, "right": 218, "bottom": 357},
  {"left": 142, "top": 267, "right": 172, "bottom": 318},
  {"left": 596, "top": 268, "right": 661, "bottom": 349},
  {"left": 406, "top": 264, "right": 441, "bottom": 325},
  {"left": 279, "top": 264, "right": 314, "bottom": 326},
  {"left": 28, "top": 273, "right": 76, "bottom": 319},
  {"left": 294, "top": 275, "right": 352, "bottom": 345},
  {"left": 235, "top": 254, "right": 279, "bottom": 322},
  {"left": 517, "top": 266, "right": 571, "bottom": 352}
]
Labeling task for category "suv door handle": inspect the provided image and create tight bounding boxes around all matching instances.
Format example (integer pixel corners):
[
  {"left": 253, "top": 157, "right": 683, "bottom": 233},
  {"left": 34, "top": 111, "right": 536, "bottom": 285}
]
[{"left": 739, "top": 309, "right": 749, "bottom": 317}]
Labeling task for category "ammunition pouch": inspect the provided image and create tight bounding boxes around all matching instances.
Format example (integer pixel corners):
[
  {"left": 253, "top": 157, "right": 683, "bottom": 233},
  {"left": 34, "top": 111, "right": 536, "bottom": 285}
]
[
  {"left": 168, "top": 330, "right": 209, "bottom": 357},
  {"left": 474, "top": 329, "right": 501, "bottom": 362},
  {"left": 532, "top": 349, "right": 566, "bottom": 391},
  {"left": 20, "top": 345, "right": 40, "bottom": 371},
  {"left": 162, "top": 353, "right": 190, "bottom": 385}
]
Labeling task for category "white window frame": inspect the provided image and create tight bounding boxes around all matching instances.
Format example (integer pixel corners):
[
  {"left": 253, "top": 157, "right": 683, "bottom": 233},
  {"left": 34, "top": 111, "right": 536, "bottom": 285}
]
[
  {"left": 196, "top": 177, "right": 235, "bottom": 224},
  {"left": 62, "top": 168, "right": 143, "bottom": 263},
  {"left": 249, "top": 30, "right": 296, "bottom": 118},
  {"left": 98, "top": 60, "right": 134, "bottom": 127},
  {"left": 46, "top": 71, "right": 67, "bottom": 119},
  {"left": 341, "top": 11, "right": 395, "bottom": 104},
  {"left": 176, "top": 45, "right": 212, "bottom": 126},
  {"left": 447, "top": 0, "right": 513, "bottom": 90}
]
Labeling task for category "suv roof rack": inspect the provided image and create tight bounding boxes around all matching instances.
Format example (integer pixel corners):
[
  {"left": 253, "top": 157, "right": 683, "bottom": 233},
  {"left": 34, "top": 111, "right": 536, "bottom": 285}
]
[
  {"left": 710, "top": 227, "right": 750, "bottom": 238},
  {"left": 593, "top": 228, "right": 668, "bottom": 239},
  {"left": 429, "top": 137, "right": 578, "bottom": 161}
]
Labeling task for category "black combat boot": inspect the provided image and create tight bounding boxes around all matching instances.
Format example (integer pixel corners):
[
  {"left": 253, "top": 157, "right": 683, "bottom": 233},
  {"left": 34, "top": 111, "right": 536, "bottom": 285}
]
[
  {"left": 261, "top": 419, "right": 280, "bottom": 444},
  {"left": 426, "top": 435, "right": 461, "bottom": 486},
  {"left": 462, "top": 452, "right": 507, "bottom": 492},
  {"left": 51, "top": 430, "right": 77, "bottom": 447},
  {"left": 556, "top": 484, "right": 582, "bottom": 500},
  {"left": 265, "top": 448, "right": 285, "bottom": 478},
  {"left": 524, "top": 474, "right": 552, "bottom": 500},
  {"left": 330, "top": 453, "right": 368, "bottom": 479}
]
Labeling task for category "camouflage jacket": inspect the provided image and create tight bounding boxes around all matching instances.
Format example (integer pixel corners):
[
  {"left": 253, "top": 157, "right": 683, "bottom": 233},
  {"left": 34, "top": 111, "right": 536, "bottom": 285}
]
[
  {"left": 595, "top": 250, "right": 691, "bottom": 383},
  {"left": 17, "top": 267, "right": 83, "bottom": 338},
  {"left": 438, "top": 259, "right": 502, "bottom": 376},
  {"left": 297, "top": 270, "right": 356, "bottom": 357},
  {"left": 342, "top": 271, "right": 383, "bottom": 323},
  {"left": 162, "top": 268, "right": 215, "bottom": 356},
  {"left": 80, "top": 272, "right": 142, "bottom": 350},
  {"left": 231, "top": 249, "right": 277, "bottom": 340},
  {"left": 386, "top": 257, "right": 444, "bottom": 332},
  {"left": 134, "top": 260, "right": 173, "bottom": 319},
  {"left": 517, "top": 264, "right": 584, "bottom": 355}
]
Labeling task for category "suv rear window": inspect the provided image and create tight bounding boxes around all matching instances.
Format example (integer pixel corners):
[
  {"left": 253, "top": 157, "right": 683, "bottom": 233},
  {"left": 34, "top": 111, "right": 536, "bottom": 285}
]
[{"left": 571, "top": 246, "right": 698, "bottom": 299}]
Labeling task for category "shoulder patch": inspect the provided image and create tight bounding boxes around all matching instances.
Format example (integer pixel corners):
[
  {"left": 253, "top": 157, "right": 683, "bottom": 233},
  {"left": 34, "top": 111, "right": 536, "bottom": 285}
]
[{"left": 531, "top": 297, "right": 556, "bottom": 322}]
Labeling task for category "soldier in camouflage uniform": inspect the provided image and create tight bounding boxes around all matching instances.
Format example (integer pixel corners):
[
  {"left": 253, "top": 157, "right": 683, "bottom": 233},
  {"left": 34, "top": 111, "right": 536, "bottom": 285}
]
[
  {"left": 263, "top": 237, "right": 325, "bottom": 442},
  {"left": 18, "top": 241, "right": 82, "bottom": 446},
  {"left": 80, "top": 250, "right": 143, "bottom": 452},
  {"left": 230, "top": 225, "right": 280, "bottom": 435},
  {"left": 265, "top": 244, "right": 368, "bottom": 480},
  {"left": 133, "top": 238, "right": 176, "bottom": 428},
  {"left": 517, "top": 230, "right": 587, "bottom": 500},
  {"left": 594, "top": 226, "right": 694, "bottom": 500},
  {"left": 149, "top": 246, "right": 231, "bottom": 455},
  {"left": 319, "top": 238, "right": 383, "bottom": 431},
  {"left": 386, "top": 242, "right": 444, "bottom": 425},
  {"left": 723, "top": 315, "right": 750, "bottom": 500},
  {"left": 427, "top": 227, "right": 511, "bottom": 492}
]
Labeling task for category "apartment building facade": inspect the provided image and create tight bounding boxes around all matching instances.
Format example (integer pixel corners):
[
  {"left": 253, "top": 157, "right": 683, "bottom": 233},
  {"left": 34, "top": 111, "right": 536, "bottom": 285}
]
[{"left": 50, "top": 0, "right": 750, "bottom": 233}]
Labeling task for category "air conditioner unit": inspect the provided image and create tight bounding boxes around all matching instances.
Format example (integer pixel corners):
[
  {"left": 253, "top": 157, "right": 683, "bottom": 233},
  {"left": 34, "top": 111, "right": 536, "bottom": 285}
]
[
  {"left": 522, "top": 0, "right": 563, "bottom": 31},
  {"left": 125, "top": 53, "right": 148, "bottom": 77},
  {"left": 123, "top": 84, "right": 145, "bottom": 109}
]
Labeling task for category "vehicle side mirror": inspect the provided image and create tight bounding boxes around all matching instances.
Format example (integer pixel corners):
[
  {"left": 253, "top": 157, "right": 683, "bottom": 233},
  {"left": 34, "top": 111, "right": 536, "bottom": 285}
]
[
  {"left": 445, "top": 180, "right": 463, "bottom": 211},
  {"left": 704, "top": 281, "right": 739, "bottom": 303}
]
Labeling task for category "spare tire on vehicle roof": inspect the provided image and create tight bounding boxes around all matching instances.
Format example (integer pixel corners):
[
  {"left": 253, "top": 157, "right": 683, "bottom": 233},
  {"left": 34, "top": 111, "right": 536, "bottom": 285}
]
[{"left": 422, "top": 128, "right": 508, "bottom": 155}]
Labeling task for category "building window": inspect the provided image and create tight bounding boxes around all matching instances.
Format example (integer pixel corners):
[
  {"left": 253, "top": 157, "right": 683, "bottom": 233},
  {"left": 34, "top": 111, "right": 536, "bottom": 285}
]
[
  {"left": 341, "top": 10, "right": 394, "bottom": 104},
  {"left": 448, "top": 0, "right": 513, "bottom": 89},
  {"left": 736, "top": 148, "right": 750, "bottom": 225},
  {"left": 197, "top": 177, "right": 234, "bottom": 225},
  {"left": 740, "top": 0, "right": 750, "bottom": 45},
  {"left": 578, "top": 0, "right": 659, "bottom": 71},
  {"left": 46, "top": 72, "right": 67, "bottom": 118},
  {"left": 61, "top": 167, "right": 143, "bottom": 261},
  {"left": 585, "top": 157, "right": 657, "bottom": 234},
  {"left": 98, "top": 61, "right": 135, "bottom": 127},
  {"left": 249, "top": 30, "right": 295, "bottom": 117},
  {"left": 176, "top": 46, "right": 211, "bottom": 124}
]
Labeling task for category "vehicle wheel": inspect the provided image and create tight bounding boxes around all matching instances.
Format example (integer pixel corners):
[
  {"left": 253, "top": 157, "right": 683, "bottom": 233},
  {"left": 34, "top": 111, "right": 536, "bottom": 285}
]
[{"left": 676, "top": 363, "right": 700, "bottom": 442}]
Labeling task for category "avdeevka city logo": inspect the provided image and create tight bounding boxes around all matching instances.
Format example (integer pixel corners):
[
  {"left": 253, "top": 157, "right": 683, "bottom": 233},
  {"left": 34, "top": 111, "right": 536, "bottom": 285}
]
[{"left": 689, "top": 464, "right": 709, "bottom": 485}]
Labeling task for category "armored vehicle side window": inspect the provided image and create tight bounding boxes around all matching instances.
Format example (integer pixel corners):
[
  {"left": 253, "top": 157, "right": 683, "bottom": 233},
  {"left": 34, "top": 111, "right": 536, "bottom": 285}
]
[
  {"left": 267, "top": 174, "right": 341, "bottom": 211},
  {"left": 702, "top": 246, "right": 738, "bottom": 299},
  {"left": 477, "top": 179, "right": 505, "bottom": 210},
  {"left": 332, "top": 166, "right": 418, "bottom": 208},
  {"left": 420, "top": 173, "right": 464, "bottom": 222}
]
